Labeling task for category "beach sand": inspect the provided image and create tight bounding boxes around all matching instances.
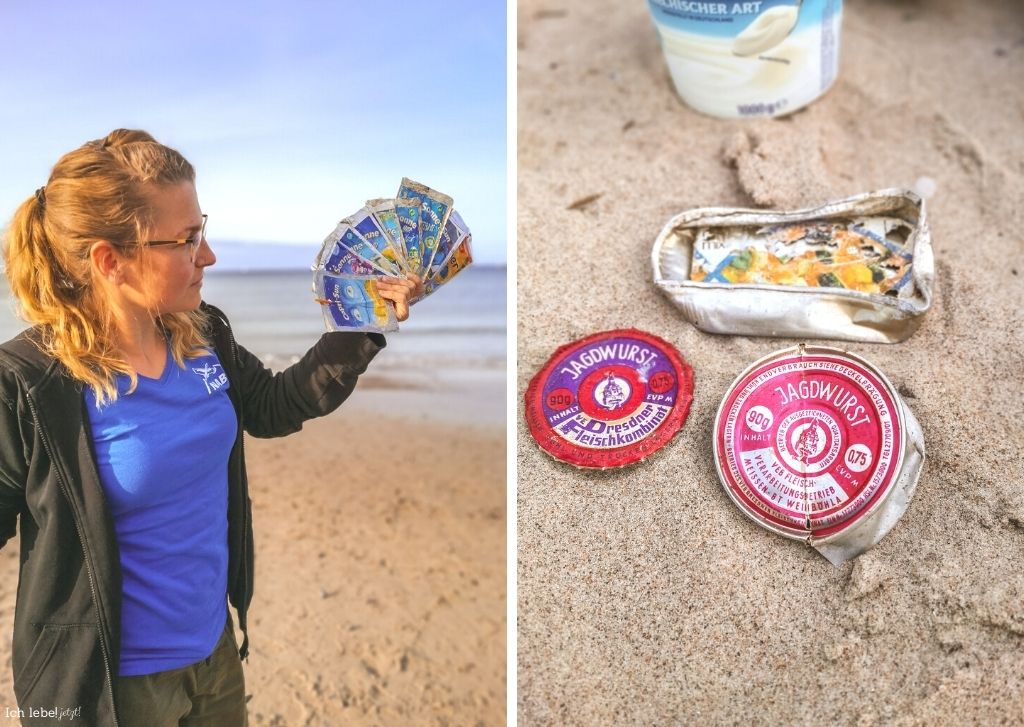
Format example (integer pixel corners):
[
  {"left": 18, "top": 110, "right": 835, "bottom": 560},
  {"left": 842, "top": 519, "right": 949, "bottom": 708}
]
[
  {"left": 517, "top": 0, "right": 1023, "bottom": 724},
  {"left": 0, "top": 387, "right": 506, "bottom": 726}
]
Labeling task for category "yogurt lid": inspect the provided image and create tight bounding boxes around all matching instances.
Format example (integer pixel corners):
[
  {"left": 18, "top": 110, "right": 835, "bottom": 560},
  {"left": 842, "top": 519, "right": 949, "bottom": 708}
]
[
  {"left": 525, "top": 329, "right": 694, "bottom": 469},
  {"left": 714, "top": 345, "right": 906, "bottom": 540}
]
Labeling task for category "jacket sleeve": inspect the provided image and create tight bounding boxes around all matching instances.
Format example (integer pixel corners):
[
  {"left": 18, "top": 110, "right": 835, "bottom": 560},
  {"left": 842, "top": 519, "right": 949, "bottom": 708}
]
[
  {"left": 0, "top": 393, "right": 27, "bottom": 550},
  {"left": 233, "top": 331, "right": 387, "bottom": 439}
]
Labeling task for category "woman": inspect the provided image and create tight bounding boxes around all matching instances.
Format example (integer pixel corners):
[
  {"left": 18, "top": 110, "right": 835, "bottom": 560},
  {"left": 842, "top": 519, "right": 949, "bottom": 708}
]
[{"left": 0, "top": 129, "right": 420, "bottom": 726}]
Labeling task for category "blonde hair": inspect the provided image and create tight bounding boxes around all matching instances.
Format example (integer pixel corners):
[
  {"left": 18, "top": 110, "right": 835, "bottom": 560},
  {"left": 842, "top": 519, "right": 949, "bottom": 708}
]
[{"left": 3, "top": 129, "right": 211, "bottom": 404}]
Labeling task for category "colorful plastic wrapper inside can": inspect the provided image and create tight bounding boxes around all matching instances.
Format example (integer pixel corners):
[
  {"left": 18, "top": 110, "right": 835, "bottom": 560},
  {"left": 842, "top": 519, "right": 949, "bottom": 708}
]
[
  {"left": 652, "top": 189, "right": 934, "bottom": 343},
  {"left": 525, "top": 329, "right": 694, "bottom": 469},
  {"left": 713, "top": 344, "right": 925, "bottom": 565}
]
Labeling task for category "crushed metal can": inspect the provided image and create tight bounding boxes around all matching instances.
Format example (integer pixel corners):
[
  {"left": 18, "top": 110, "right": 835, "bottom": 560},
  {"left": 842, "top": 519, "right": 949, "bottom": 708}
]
[
  {"left": 652, "top": 189, "right": 934, "bottom": 343},
  {"left": 713, "top": 344, "right": 925, "bottom": 565},
  {"left": 525, "top": 329, "right": 694, "bottom": 469}
]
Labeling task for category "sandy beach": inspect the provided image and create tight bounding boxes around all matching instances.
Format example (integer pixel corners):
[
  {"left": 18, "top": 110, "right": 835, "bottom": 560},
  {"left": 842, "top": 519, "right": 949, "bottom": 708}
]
[
  {"left": 0, "top": 385, "right": 505, "bottom": 726},
  {"left": 517, "top": 0, "right": 1023, "bottom": 724}
]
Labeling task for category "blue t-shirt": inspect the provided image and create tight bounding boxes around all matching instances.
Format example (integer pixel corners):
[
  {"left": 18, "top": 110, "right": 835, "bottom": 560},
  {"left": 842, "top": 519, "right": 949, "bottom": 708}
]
[{"left": 84, "top": 346, "right": 238, "bottom": 677}]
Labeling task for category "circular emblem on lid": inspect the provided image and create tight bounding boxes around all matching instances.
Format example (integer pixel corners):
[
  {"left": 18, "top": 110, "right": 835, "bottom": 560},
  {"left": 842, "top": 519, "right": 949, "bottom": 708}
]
[
  {"left": 714, "top": 345, "right": 906, "bottom": 541},
  {"left": 525, "top": 329, "right": 694, "bottom": 469}
]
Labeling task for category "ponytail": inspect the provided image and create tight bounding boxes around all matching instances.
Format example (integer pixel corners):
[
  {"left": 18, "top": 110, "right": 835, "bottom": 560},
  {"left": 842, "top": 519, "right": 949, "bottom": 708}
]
[{"left": 1, "top": 129, "right": 210, "bottom": 404}]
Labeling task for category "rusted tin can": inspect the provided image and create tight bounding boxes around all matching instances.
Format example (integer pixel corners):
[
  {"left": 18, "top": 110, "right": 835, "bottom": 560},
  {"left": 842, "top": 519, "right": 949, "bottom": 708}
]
[
  {"left": 525, "top": 329, "right": 694, "bottom": 469},
  {"left": 652, "top": 189, "right": 934, "bottom": 343},
  {"left": 713, "top": 344, "right": 924, "bottom": 564}
]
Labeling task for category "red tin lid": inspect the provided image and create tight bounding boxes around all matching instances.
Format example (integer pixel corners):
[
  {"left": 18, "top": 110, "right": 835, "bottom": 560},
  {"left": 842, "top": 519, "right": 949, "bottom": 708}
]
[
  {"left": 525, "top": 329, "right": 694, "bottom": 469},
  {"left": 714, "top": 345, "right": 906, "bottom": 540}
]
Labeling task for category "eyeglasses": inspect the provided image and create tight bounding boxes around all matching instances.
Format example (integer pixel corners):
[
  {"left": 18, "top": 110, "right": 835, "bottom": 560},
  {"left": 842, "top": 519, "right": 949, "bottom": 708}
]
[{"left": 115, "top": 214, "right": 208, "bottom": 262}]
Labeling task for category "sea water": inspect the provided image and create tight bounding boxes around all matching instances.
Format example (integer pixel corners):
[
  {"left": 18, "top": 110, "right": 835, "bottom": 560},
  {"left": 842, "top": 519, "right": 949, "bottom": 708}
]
[{"left": 0, "top": 266, "right": 507, "bottom": 393}]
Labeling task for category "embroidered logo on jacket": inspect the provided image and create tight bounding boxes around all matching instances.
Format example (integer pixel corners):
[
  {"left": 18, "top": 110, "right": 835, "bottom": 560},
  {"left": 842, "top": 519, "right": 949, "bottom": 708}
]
[{"left": 192, "top": 362, "right": 228, "bottom": 394}]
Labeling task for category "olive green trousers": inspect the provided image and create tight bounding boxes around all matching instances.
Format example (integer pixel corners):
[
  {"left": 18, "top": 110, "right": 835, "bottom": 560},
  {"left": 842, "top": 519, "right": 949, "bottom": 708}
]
[{"left": 115, "top": 612, "right": 247, "bottom": 727}]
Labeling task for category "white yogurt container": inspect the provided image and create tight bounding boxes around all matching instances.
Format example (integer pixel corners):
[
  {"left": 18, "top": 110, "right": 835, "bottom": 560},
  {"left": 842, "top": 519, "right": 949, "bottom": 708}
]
[{"left": 646, "top": 0, "right": 842, "bottom": 118}]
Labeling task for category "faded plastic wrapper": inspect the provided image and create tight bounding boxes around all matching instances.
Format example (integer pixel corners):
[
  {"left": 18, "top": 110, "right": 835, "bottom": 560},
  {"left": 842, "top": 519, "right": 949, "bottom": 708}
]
[
  {"left": 397, "top": 177, "right": 454, "bottom": 276},
  {"left": 652, "top": 189, "right": 934, "bottom": 343},
  {"left": 314, "top": 271, "right": 398, "bottom": 334},
  {"left": 310, "top": 178, "right": 471, "bottom": 333}
]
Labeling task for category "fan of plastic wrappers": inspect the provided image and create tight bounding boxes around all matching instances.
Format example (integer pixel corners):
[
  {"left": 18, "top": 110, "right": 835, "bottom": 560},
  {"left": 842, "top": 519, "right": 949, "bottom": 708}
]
[{"left": 311, "top": 178, "right": 473, "bottom": 332}]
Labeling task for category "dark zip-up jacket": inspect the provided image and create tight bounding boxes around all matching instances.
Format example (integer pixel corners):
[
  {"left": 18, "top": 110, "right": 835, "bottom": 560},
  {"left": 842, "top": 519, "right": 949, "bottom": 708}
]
[{"left": 0, "top": 302, "right": 384, "bottom": 725}]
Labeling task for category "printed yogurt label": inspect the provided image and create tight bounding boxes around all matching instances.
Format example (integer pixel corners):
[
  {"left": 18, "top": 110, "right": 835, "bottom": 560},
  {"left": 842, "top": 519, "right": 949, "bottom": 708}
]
[
  {"left": 646, "top": 0, "right": 842, "bottom": 118},
  {"left": 716, "top": 350, "right": 903, "bottom": 538},
  {"left": 525, "top": 330, "right": 693, "bottom": 469}
]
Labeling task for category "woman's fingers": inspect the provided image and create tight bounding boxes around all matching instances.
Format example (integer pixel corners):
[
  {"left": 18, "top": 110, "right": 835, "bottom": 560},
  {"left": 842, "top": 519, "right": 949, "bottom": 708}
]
[
  {"left": 376, "top": 276, "right": 419, "bottom": 321},
  {"left": 375, "top": 277, "right": 417, "bottom": 298},
  {"left": 405, "top": 273, "right": 426, "bottom": 301}
]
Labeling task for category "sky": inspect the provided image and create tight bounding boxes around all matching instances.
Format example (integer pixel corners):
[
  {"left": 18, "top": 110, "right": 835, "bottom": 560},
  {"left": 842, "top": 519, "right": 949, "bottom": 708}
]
[{"left": 0, "top": 1, "right": 507, "bottom": 267}]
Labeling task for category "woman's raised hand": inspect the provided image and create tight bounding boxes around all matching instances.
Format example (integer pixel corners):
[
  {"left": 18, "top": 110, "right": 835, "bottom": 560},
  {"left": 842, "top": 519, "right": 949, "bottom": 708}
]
[{"left": 376, "top": 273, "right": 424, "bottom": 322}]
